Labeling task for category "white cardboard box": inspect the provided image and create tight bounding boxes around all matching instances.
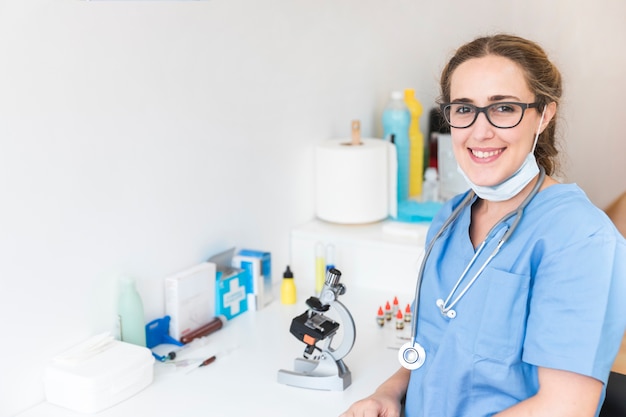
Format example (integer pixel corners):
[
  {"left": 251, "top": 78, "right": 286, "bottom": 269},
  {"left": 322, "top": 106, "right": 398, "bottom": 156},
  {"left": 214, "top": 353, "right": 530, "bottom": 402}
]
[
  {"left": 164, "top": 262, "right": 217, "bottom": 341},
  {"left": 44, "top": 336, "right": 154, "bottom": 413}
]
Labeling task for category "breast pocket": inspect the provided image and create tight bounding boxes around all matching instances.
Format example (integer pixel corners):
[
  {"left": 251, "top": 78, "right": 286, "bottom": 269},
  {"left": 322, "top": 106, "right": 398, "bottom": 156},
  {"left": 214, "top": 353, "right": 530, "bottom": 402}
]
[{"left": 454, "top": 267, "right": 531, "bottom": 362}]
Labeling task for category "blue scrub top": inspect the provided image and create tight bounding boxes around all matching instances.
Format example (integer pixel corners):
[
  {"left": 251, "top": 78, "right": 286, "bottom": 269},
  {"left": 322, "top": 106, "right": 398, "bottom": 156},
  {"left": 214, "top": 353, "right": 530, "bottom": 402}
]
[{"left": 404, "top": 184, "right": 626, "bottom": 417}]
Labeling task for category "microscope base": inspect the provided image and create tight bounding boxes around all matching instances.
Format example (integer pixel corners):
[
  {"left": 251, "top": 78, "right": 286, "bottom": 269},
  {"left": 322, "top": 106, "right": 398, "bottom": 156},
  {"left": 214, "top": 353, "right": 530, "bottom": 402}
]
[{"left": 277, "top": 356, "right": 352, "bottom": 391}]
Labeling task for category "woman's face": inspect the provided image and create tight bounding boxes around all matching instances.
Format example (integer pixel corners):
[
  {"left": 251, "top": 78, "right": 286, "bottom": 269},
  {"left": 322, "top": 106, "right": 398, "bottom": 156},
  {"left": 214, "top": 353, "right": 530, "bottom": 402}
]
[{"left": 449, "top": 54, "right": 545, "bottom": 187}]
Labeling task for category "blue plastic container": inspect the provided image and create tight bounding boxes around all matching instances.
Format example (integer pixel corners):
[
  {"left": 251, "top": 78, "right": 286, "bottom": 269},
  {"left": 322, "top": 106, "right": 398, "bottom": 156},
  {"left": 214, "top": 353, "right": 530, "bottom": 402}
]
[{"left": 383, "top": 91, "right": 411, "bottom": 203}]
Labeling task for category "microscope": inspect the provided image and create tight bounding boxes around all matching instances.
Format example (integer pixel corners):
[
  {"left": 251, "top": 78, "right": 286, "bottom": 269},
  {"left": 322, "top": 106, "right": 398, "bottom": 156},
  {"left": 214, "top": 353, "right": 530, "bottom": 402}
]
[{"left": 277, "top": 268, "right": 355, "bottom": 391}]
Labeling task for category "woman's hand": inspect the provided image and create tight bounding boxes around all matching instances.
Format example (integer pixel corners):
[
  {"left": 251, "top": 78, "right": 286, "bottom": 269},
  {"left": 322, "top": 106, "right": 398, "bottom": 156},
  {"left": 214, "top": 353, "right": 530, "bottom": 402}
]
[
  {"left": 339, "top": 367, "right": 410, "bottom": 417},
  {"left": 338, "top": 392, "right": 402, "bottom": 417}
]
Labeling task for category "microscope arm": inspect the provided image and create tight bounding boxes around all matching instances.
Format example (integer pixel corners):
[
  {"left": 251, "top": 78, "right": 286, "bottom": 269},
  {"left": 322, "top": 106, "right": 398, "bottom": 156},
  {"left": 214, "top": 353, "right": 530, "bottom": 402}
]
[{"left": 327, "top": 300, "right": 355, "bottom": 361}]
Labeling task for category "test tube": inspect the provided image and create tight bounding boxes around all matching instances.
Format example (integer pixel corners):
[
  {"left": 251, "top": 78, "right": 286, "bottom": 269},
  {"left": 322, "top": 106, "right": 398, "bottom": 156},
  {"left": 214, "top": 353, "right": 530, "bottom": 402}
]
[
  {"left": 325, "top": 244, "right": 335, "bottom": 272},
  {"left": 315, "top": 242, "right": 325, "bottom": 294}
]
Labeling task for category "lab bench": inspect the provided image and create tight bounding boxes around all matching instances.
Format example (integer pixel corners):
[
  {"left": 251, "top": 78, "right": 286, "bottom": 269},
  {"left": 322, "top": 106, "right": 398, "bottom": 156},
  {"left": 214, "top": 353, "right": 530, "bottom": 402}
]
[
  {"left": 18, "top": 219, "right": 427, "bottom": 417},
  {"left": 17, "top": 287, "right": 415, "bottom": 417}
]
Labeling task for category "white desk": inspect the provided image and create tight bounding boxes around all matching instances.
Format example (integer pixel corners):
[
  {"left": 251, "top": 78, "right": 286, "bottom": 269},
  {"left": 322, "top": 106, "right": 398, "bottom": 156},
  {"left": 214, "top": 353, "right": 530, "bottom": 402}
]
[
  {"left": 18, "top": 287, "right": 415, "bottom": 417},
  {"left": 19, "top": 219, "right": 427, "bottom": 417}
]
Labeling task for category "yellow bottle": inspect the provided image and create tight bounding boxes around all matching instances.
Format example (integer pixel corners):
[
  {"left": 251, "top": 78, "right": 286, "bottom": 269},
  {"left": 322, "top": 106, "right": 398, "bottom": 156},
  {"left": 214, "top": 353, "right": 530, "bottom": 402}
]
[
  {"left": 404, "top": 88, "right": 424, "bottom": 198},
  {"left": 280, "top": 265, "right": 297, "bottom": 304}
]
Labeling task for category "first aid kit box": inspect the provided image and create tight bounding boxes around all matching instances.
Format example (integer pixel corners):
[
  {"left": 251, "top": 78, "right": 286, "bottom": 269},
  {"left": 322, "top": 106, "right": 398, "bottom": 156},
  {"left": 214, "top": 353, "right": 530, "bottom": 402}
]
[{"left": 43, "top": 335, "right": 154, "bottom": 413}]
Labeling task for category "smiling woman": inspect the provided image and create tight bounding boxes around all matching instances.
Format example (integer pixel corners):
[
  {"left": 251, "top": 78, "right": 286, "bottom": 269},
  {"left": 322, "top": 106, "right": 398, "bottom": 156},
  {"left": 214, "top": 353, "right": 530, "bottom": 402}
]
[{"left": 340, "top": 34, "right": 626, "bottom": 417}]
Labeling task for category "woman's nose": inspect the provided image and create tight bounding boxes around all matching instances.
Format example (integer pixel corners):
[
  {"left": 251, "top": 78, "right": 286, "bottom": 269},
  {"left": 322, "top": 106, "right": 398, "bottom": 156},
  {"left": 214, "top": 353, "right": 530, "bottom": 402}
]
[{"left": 471, "top": 111, "right": 496, "bottom": 139}]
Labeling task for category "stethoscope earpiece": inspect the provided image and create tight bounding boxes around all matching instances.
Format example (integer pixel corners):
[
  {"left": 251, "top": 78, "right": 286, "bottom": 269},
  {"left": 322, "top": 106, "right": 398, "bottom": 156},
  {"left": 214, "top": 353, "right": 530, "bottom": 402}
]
[
  {"left": 398, "top": 342, "right": 426, "bottom": 370},
  {"left": 436, "top": 298, "right": 456, "bottom": 319}
]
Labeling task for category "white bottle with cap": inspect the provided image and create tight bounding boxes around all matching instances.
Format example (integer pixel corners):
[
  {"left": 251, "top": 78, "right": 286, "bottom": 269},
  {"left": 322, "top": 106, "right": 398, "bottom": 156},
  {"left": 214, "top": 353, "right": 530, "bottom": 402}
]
[{"left": 422, "top": 167, "right": 440, "bottom": 203}]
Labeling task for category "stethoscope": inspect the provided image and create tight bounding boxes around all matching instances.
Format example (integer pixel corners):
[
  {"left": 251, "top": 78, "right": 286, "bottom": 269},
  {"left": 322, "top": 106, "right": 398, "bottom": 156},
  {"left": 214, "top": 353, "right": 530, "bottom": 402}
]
[{"left": 398, "top": 166, "right": 546, "bottom": 370}]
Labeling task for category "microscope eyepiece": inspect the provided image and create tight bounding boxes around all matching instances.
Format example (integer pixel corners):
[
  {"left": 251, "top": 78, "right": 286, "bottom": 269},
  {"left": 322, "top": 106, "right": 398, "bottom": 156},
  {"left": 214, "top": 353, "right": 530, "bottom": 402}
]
[{"left": 325, "top": 268, "right": 341, "bottom": 287}]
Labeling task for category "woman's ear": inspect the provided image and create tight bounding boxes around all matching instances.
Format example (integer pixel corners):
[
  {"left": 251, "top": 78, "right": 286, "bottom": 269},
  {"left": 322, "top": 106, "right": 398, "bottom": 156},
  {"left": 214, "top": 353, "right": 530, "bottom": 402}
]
[{"left": 540, "top": 101, "right": 557, "bottom": 133}]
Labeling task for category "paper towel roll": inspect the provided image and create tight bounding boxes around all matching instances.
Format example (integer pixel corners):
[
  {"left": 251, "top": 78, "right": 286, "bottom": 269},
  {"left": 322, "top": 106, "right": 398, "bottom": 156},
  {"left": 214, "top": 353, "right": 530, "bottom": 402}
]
[{"left": 315, "top": 138, "right": 395, "bottom": 224}]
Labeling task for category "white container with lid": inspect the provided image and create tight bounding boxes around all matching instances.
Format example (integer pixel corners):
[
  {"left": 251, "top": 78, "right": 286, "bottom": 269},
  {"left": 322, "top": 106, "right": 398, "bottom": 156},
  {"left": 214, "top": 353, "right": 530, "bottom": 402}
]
[{"left": 43, "top": 334, "right": 154, "bottom": 413}]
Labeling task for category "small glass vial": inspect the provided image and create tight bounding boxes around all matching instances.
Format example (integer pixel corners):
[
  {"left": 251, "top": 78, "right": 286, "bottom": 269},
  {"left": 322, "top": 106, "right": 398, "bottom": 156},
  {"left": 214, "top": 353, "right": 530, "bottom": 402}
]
[
  {"left": 395, "top": 309, "right": 405, "bottom": 330},
  {"left": 376, "top": 306, "right": 385, "bottom": 327}
]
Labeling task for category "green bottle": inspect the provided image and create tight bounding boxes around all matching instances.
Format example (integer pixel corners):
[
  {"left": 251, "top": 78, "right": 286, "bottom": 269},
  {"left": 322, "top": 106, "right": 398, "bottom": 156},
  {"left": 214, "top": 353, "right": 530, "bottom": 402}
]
[{"left": 117, "top": 277, "right": 147, "bottom": 346}]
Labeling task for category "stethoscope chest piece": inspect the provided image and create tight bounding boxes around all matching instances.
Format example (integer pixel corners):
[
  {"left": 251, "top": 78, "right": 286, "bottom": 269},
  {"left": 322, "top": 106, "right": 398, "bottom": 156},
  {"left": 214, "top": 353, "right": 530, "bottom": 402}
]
[{"left": 398, "top": 341, "right": 426, "bottom": 370}]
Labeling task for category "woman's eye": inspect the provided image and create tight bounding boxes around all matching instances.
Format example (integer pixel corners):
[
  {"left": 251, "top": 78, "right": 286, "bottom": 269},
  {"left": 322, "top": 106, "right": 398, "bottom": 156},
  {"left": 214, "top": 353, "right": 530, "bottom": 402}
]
[
  {"left": 455, "top": 105, "right": 474, "bottom": 114},
  {"left": 493, "top": 104, "right": 516, "bottom": 113}
]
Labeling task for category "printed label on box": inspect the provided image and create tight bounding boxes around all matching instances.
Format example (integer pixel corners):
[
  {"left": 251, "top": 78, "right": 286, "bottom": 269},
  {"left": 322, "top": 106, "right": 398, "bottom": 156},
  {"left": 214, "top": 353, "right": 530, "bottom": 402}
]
[{"left": 216, "top": 270, "right": 251, "bottom": 320}]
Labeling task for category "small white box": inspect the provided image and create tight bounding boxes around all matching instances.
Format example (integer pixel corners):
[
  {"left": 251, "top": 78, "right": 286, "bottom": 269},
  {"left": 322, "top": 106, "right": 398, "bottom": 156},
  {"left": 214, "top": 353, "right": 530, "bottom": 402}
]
[
  {"left": 164, "top": 262, "right": 217, "bottom": 341},
  {"left": 44, "top": 336, "right": 154, "bottom": 413}
]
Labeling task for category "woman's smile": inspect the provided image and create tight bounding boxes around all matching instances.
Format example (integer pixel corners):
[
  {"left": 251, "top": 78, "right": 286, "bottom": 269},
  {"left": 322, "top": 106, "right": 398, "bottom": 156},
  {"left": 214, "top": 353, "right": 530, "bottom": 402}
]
[{"left": 469, "top": 147, "right": 505, "bottom": 162}]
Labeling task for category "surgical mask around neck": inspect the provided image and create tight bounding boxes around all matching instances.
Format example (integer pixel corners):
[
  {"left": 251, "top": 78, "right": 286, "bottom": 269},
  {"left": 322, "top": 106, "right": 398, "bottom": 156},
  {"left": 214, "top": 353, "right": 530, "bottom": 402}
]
[{"left": 457, "top": 106, "right": 546, "bottom": 202}]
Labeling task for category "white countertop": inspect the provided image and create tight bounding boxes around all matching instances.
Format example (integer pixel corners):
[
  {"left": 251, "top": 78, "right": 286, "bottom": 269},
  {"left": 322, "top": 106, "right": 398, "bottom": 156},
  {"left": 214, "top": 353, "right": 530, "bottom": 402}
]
[{"left": 19, "top": 287, "right": 414, "bottom": 417}]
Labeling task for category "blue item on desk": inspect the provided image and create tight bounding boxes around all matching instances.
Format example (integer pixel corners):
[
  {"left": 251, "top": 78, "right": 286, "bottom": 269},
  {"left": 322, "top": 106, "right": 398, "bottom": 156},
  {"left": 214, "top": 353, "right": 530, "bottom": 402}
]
[
  {"left": 145, "top": 316, "right": 183, "bottom": 362},
  {"left": 395, "top": 200, "right": 444, "bottom": 223}
]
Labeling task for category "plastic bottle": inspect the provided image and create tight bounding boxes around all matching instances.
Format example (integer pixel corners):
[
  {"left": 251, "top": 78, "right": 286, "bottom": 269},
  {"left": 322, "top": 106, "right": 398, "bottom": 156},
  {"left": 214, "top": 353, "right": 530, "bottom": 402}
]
[
  {"left": 422, "top": 167, "right": 440, "bottom": 203},
  {"left": 404, "top": 89, "right": 424, "bottom": 199},
  {"left": 117, "top": 277, "right": 147, "bottom": 347},
  {"left": 280, "top": 266, "right": 297, "bottom": 304},
  {"left": 383, "top": 91, "right": 411, "bottom": 203}
]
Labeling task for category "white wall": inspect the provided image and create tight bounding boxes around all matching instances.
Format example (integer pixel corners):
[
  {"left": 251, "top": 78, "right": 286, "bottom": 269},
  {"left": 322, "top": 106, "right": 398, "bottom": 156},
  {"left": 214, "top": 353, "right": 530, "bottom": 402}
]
[{"left": 0, "top": 1, "right": 624, "bottom": 415}]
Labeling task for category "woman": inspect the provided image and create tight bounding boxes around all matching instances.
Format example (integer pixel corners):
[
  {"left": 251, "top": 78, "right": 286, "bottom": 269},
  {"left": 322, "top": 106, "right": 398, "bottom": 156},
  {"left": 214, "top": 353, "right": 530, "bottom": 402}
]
[{"left": 340, "top": 34, "right": 626, "bottom": 417}]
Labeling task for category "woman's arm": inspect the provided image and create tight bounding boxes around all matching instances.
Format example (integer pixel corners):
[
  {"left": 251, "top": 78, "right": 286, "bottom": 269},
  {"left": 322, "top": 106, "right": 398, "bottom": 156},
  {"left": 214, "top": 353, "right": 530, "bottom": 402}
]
[
  {"left": 339, "top": 367, "right": 411, "bottom": 417},
  {"left": 495, "top": 367, "right": 603, "bottom": 417}
]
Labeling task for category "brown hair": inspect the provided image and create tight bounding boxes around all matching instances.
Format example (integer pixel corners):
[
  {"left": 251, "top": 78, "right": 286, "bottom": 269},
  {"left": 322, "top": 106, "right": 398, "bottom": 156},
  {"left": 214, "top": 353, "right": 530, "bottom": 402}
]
[{"left": 439, "top": 34, "right": 563, "bottom": 175}]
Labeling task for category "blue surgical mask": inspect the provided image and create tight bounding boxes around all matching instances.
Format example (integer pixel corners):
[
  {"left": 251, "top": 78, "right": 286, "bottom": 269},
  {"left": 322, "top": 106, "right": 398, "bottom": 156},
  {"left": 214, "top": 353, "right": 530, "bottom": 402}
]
[{"left": 457, "top": 106, "right": 546, "bottom": 202}]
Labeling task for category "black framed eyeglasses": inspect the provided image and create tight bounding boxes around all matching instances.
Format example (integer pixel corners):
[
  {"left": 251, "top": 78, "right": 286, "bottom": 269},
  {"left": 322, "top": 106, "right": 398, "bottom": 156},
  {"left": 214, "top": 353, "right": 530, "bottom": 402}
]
[{"left": 440, "top": 102, "right": 540, "bottom": 129}]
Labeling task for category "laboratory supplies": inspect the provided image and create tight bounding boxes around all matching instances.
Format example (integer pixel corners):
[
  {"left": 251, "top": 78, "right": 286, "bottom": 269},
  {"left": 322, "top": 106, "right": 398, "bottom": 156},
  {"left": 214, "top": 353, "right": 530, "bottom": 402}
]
[
  {"left": 315, "top": 137, "right": 397, "bottom": 224},
  {"left": 315, "top": 242, "right": 325, "bottom": 294},
  {"left": 44, "top": 334, "right": 154, "bottom": 413},
  {"left": 398, "top": 167, "right": 546, "bottom": 370},
  {"left": 232, "top": 249, "right": 273, "bottom": 310},
  {"left": 277, "top": 268, "right": 355, "bottom": 391},
  {"left": 384, "top": 300, "right": 392, "bottom": 321},
  {"left": 197, "top": 355, "right": 217, "bottom": 367},
  {"left": 210, "top": 248, "right": 252, "bottom": 320},
  {"left": 404, "top": 89, "right": 424, "bottom": 198},
  {"left": 164, "top": 262, "right": 216, "bottom": 342},
  {"left": 437, "top": 132, "right": 468, "bottom": 201},
  {"left": 145, "top": 316, "right": 183, "bottom": 362},
  {"left": 395, "top": 310, "right": 404, "bottom": 330},
  {"left": 404, "top": 304, "right": 412, "bottom": 323},
  {"left": 117, "top": 277, "right": 147, "bottom": 347},
  {"left": 422, "top": 167, "right": 440, "bottom": 202},
  {"left": 280, "top": 265, "right": 297, "bottom": 304},
  {"left": 376, "top": 306, "right": 385, "bottom": 327},
  {"left": 180, "top": 316, "right": 224, "bottom": 344},
  {"left": 325, "top": 243, "right": 335, "bottom": 272},
  {"left": 383, "top": 91, "right": 411, "bottom": 203}
]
